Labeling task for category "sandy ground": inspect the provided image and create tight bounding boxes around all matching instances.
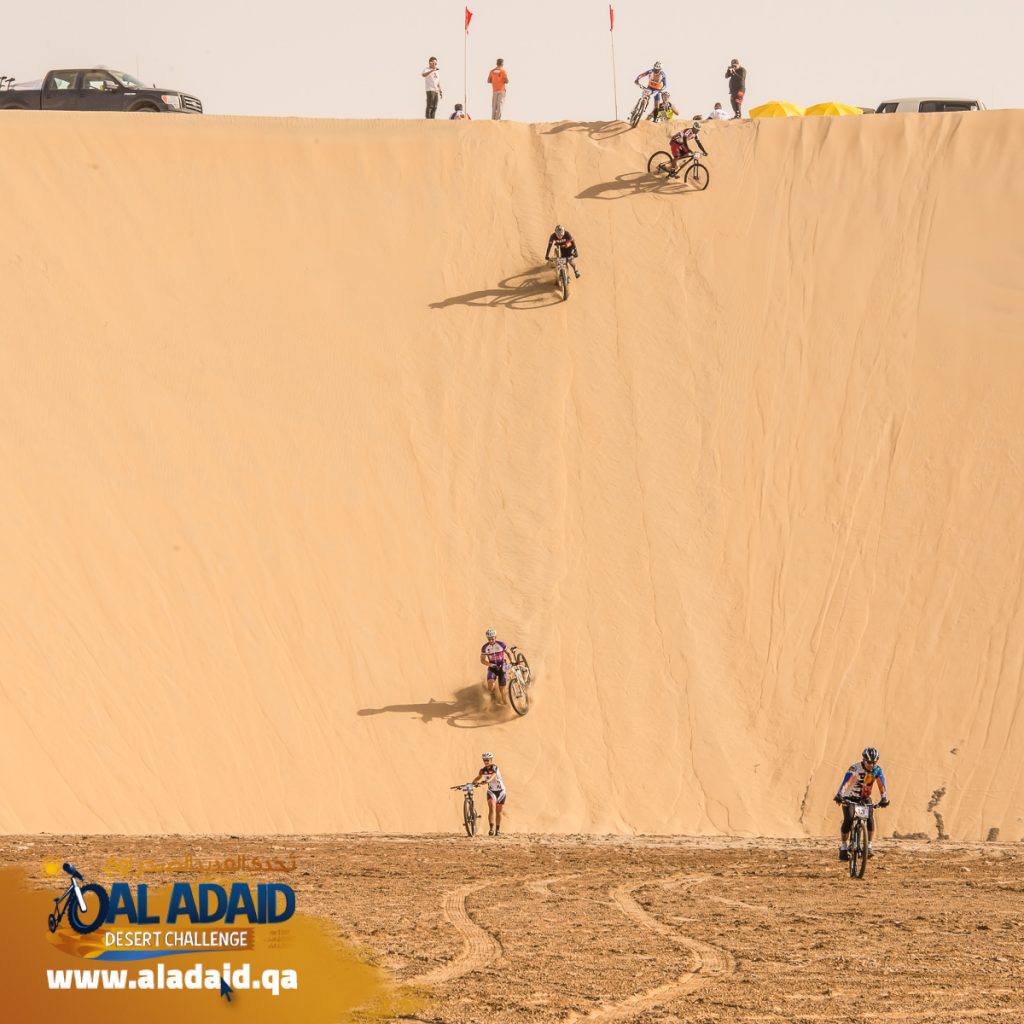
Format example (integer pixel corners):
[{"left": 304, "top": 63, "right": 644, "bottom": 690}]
[{"left": 4, "top": 833, "right": 1023, "bottom": 1022}]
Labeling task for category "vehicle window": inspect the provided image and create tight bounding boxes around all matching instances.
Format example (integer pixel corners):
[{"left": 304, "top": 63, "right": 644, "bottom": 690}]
[
  {"left": 82, "top": 72, "right": 119, "bottom": 92},
  {"left": 876, "top": 103, "right": 898, "bottom": 114},
  {"left": 49, "top": 72, "right": 77, "bottom": 91},
  {"left": 919, "top": 101, "right": 977, "bottom": 113}
]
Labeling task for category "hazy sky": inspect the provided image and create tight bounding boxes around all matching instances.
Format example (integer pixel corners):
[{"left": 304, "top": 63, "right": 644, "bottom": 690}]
[{"left": 5, "top": 1, "right": 1020, "bottom": 119}]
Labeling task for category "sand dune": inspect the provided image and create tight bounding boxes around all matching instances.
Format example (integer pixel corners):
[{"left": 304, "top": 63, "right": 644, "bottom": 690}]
[{"left": 0, "top": 110, "right": 1022, "bottom": 839}]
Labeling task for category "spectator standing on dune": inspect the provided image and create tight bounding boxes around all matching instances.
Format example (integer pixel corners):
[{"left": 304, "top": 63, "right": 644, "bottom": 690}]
[
  {"left": 422, "top": 56, "right": 442, "bottom": 119},
  {"left": 707, "top": 101, "right": 730, "bottom": 120},
  {"left": 725, "top": 59, "right": 746, "bottom": 118},
  {"left": 487, "top": 58, "right": 509, "bottom": 120}
]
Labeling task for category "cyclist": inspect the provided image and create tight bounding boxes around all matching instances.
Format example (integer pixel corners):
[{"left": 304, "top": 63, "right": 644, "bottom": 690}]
[
  {"left": 634, "top": 61, "right": 668, "bottom": 108},
  {"left": 471, "top": 752, "right": 507, "bottom": 836},
  {"left": 833, "top": 746, "right": 890, "bottom": 860},
  {"left": 545, "top": 224, "right": 581, "bottom": 279},
  {"left": 481, "top": 628, "right": 510, "bottom": 703},
  {"left": 667, "top": 118, "right": 708, "bottom": 177},
  {"left": 649, "top": 90, "right": 681, "bottom": 123}
]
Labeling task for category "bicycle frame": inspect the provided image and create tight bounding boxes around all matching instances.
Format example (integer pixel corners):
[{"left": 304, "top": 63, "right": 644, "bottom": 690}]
[{"left": 53, "top": 877, "right": 87, "bottom": 925}]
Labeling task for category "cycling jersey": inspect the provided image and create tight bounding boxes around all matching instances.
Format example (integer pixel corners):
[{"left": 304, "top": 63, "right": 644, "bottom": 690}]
[
  {"left": 479, "top": 763, "right": 507, "bottom": 802},
  {"left": 638, "top": 69, "right": 667, "bottom": 90},
  {"left": 481, "top": 640, "right": 507, "bottom": 664},
  {"left": 837, "top": 762, "right": 888, "bottom": 802},
  {"left": 670, "top": 127, "right": 707, "bottom": 159},
  {"left": 546, "top": 231, "right": 577, "bottom": 259}
]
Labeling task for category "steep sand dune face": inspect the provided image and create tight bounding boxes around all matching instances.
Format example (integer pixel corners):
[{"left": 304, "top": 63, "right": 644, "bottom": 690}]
[{"left": 0, "top": 112, "right": 1021, "bottom": 838}]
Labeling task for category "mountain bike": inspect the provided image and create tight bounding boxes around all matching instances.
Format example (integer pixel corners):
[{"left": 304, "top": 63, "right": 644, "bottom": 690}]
[
  {"left": 646, "top": 148, "right": 710, "bottom": 190},
  {"left": 548, "top": 255, "right": 570, "bottom": 301},
  {"left": 629, "top": 85, "right": 653, "bottom": 128},
  {"left": 451, "top": 783, "right": 482, "bottom": 837},
  {"left": 843, "top": 799, "right": 883, "bottom": 879},
  {"left": 48, "top": 862, "right": 109, "bottom": 934},
  {"left": 506, "top": 646, "right": 533, "bottom": 717}
]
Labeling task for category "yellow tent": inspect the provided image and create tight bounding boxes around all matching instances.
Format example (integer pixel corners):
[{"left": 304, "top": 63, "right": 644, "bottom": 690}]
[
  {"left": 749, "top": 101, "right": 805, "bottom": 118},
  {"left": 804, "top": 102, "right": 863, "bottom": 117}
]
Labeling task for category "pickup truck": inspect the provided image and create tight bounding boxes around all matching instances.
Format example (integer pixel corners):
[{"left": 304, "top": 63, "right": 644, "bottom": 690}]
[{"left": 0, "top": 68, "right": 202, "bottom": 113}]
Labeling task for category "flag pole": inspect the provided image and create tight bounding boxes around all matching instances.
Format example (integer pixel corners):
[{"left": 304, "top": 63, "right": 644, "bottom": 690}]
[
  {"left": 609, "top": 6, "right": 618, "bottom": 121},
  {"left": 464, "top": 7, "right": 472, "bottom": 116}
]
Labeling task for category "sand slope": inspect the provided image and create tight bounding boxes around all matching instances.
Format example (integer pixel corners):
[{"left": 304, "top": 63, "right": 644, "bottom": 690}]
[{"left": 0, "top": 111, "right": 1022, "bottom": 839}]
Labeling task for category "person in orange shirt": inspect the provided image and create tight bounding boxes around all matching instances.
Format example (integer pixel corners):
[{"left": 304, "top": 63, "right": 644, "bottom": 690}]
[{"left": 487, "top": 58, "right": 509, "bottom": 120}]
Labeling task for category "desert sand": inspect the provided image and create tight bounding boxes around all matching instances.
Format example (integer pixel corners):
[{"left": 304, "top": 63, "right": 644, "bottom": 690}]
[
  {"left": 0, "top": 111, "right": 1023, "bottom": 840},
  {"left": 3, "top": 833, "right": 1023, "bottom": 1022}
]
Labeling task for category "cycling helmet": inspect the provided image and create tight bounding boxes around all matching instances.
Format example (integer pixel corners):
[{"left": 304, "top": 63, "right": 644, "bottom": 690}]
[
  {"left": 661, "top": 91, "right": 671, "bottom": 99},
  {"left": 691, "top": 119, "right": 702, "bottom": 132},
  {"left": 555, "top": 224, "right": 565, "bottom": 237},
  {"left": 482, "top": 752, "right": 493, "bottom": 761},
  {"left": 862, "top": 746, "right": 879, "bottom": 764},
  {"left": 653, "top": 61, "right": 662, "bottom": 71},
  {"left": 485, "top": 628, "right": 497, "bottom": 639}
]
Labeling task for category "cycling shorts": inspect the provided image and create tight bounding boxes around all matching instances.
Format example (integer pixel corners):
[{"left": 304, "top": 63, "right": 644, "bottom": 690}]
[
  {"left": 670, "top": 140, "right": 691, "bottom": 160},
  {"left": 487, "top": 663, "right": 507, "bottom": 684},
  {"left": 486, "top": 787, "right": 507, "bottom": 805}
]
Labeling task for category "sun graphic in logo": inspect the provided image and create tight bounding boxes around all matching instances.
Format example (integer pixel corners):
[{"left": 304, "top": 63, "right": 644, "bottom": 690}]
[{"left": 42, "top": 861, "right": 60, "bottom": 876}]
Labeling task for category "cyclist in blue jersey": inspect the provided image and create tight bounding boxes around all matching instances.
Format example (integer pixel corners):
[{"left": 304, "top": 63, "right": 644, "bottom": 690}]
[
  {"left": 833, "top": 746, "right": 890, "bottom": 861},
  {"left": 481, "top": 628, "right": 509, "bottom": 704},
  {"left": 634, "top": 61, "right": 668, "bottom": 107}
]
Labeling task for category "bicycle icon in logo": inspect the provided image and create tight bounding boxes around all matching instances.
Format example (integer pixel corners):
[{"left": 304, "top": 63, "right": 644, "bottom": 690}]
[{"left": 48, "top": 862, "right": 109, "bottom": 934}]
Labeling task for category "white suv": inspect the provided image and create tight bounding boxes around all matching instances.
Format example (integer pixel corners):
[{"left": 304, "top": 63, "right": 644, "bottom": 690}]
[{"left": 875, "top": 97, "right": 985, "bottom": 113}]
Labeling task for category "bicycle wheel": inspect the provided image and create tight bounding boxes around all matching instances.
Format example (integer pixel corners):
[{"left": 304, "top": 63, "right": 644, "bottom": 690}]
[
  {"left": 508, "top": 675, "right": 530, "bottom": 716},
  {"left": 67, "top": 884, "right": 110, "bottom": 934},
  {"left": 629, "top": 95, "right": 648, "bottom": 128},
  {"left": 559, "top": 266, "right": 569, "bottom": 302},
  {"left": 514, "top": 651, "right": 532, "bottom": 687},
  {"left": 463, "top": 794, "right": 476, "bottom": 837},
  {"left": 849, "top": 821, "right": 865, "bottom": 879},
  {"left": 647, "top": 150, "right": 673, "bottom": 176},
  {"left": 685, "top": 161, "right": 710, "bottom": 190}
]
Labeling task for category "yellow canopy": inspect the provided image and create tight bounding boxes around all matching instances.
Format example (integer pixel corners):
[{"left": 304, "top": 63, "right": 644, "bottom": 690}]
[
  {"left": 804, "top": 102, "right": 863, "bottom": 117},
  {"left": 749, "top": 101, "right": 805, "bottom": 118}
]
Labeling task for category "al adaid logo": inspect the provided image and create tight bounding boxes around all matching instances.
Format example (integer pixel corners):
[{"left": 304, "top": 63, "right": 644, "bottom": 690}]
[{"left": 47, "top": 859, "right": 295, "bottom": 962}]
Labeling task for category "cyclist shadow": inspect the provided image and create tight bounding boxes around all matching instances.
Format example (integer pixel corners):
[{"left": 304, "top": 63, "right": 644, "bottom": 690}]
[
  {"left": 543, "top": 120, "right": 631, "bottom": 141},
  {"left": 357, "top": 684, "right": 508, "bottom": 728},
  {"left": 577, "top": 171, "right": 691, "bottom": 201},
  {"left": 429, "top": 266, "right": 564, "bottom": 311}
]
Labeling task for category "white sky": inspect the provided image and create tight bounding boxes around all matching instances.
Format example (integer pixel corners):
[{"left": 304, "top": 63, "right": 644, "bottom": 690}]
[{"left": 4, "top": 1, "right": 1020, "bottom": 119}]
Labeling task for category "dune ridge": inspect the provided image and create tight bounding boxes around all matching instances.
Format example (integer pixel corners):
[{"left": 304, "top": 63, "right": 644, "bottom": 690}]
[{"left": 0, "top": 111, "right": 1022, "bottom": 839}]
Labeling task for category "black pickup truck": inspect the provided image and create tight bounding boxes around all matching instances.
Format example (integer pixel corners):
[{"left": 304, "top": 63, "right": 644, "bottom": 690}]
[{"left": 0, "top": 68, "right": 202, "bottom": 113}]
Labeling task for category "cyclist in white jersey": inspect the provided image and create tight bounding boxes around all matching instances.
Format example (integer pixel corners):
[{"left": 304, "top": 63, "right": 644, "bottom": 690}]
[{"left": 471, "top": 752, "right": 507, "bottom": 836}]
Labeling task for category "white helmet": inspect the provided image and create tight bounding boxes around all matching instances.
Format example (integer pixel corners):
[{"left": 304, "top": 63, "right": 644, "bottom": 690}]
[
  {"left": 482, "top": 752, "right": 494, "bottom": 760},
  {"left": 653, "top": 61, "right": 662, "bottom": 71},
  {"left": 485, "top": 628, "right": 497, "bottom": 639}
]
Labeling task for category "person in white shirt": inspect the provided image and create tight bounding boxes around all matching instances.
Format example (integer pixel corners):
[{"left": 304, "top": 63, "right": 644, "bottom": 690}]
[
  {"left": 707, "top": 101, "right": 730, "bottom": 120},
  {"left": 422, "top": 57, "right": 442, "bottom": 119}
]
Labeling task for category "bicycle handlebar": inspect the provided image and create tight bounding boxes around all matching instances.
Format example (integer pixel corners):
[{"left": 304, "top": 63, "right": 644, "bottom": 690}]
[{"left": 841, "top": 799, "right": 886, "bottom": 809}]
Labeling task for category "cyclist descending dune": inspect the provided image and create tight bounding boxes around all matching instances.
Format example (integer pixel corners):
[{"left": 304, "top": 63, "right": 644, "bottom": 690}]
[{"left": 480, "top": 628, "right": 510, "bottom": 704}]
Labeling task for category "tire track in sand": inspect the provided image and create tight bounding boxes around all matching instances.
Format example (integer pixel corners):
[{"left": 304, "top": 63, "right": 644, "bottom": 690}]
[
  {"left": 404, "top": 881, "right": 501, "bottom": 988},
  {"left": 567, "top": 873, "right": 735, "bottom": 1022}
]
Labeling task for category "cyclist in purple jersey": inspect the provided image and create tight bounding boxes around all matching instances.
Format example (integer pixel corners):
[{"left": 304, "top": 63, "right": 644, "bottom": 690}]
[
  {"left": 833, "top": 746, "right": 890, "bottom": 860},
  {"left": 480, "top": 628, "right": 509, "bottom": 704}
]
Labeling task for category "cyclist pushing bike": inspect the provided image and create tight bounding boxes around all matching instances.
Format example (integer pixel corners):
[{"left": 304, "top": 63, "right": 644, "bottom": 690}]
[
  {"left": 481, "top": 627, "right": 511, "bottom": 703},
  {"left": 834, "top": 746, "right": 890, "bottom": 861},
  {"left": 667, "top": 118, "right": 707, "bottom": 177},
  {"left": 545, "top": 225, "right": 581, "bottom": 279},
  {"left": 472, "top": 751, "right": 507, "bottom": 836},
  {"left": 634, "top": 61, "right": 668, "bottom": 106}
]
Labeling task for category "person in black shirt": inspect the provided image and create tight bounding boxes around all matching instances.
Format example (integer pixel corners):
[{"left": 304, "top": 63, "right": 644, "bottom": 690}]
[
  {"left": 545, "top": 224, "right": 580, "bottom": 279},
  {"left": 725, "top": 59, "right": 747, "bottom": 118}
]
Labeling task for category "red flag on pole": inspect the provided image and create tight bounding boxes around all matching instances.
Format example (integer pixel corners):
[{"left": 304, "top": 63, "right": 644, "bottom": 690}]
[
  {"left": 465, "top": 7, "right": 473, "bottom": 32},
  {"left": 609, "top": 5, "right": 614, "bottom": 30}
]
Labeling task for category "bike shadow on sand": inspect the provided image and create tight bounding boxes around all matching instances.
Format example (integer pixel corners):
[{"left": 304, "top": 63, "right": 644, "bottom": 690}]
[
  {"left": 543, "top": 120, "right": 631, "bottom": 141},
  {"left": 429, "top": 265, "right": 565, "bottom": 311},
  {"left": 577, "top": 170, "right": 693, "bottom": 201},
  {"left": 357, "top": 683, "right": 513, "bottom": 729}
]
